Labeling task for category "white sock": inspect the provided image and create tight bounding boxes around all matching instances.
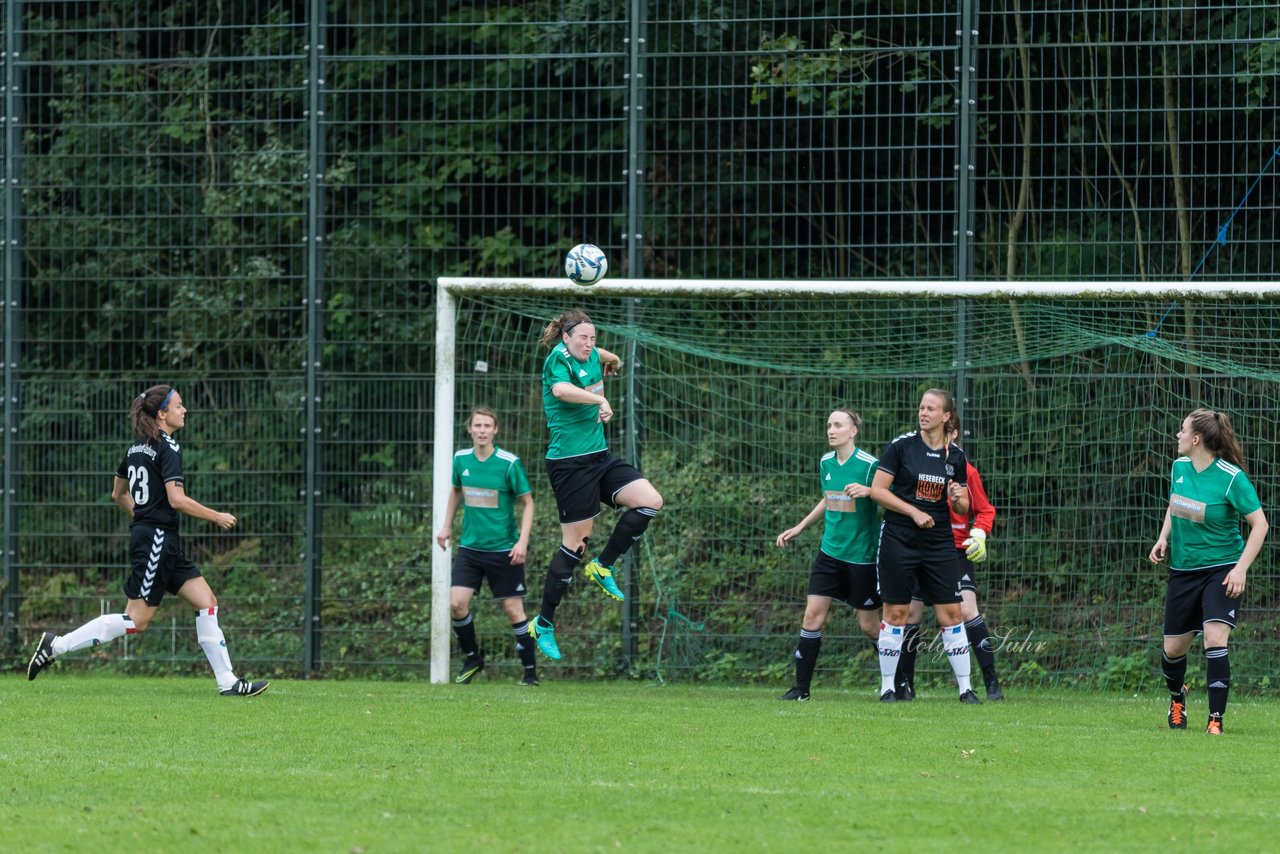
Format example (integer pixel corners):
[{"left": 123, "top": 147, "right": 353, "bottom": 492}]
[
  {"left": 195, "top": 607, "right": 239, "bottom": 691},
  {"left": 878, "top": 622, "right": 904, "bottom": 694},
  {"left": 941, "top": 622, "right": 973, "bottom": 694},
  {"left": 51, "top": 613, "right": 135, "bottom": 655}
]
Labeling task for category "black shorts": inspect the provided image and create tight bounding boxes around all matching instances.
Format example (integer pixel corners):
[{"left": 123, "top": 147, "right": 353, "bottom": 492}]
[
  {"left": 911, "top": 548, "right": 980, "bottom": 604},
  {"left": 955, "top": 548, "right": 979, "bottom": 594},
  {"left": 806, "top": 550, "right": 881, "bottom": 610},
  {"left": 1164, "top": 565, "right": 1239, "bottom": 635},
  {"left": 545, "top": 450, "right": 644, "bottom": 525},
  {"left": 122, "top": 524, "right": 202, "bottom": 607},
  {"left": 451, "top": 547, "right": 528, "bottom": 599},
  {"left": 877, "top": 522, "right": 961, "bottom": 606}
]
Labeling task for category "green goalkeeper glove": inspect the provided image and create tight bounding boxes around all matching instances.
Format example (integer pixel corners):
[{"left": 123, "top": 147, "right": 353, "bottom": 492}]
[{"left": 962, "top": 528, "right": 988, "bottom": 563}]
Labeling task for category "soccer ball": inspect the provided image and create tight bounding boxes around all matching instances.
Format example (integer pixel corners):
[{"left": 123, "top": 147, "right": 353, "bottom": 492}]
[{"left": 564, "top": 243, "right": 608, "bottom": 286}]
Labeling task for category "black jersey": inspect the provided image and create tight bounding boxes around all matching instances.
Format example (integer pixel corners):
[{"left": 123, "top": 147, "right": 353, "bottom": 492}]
[
  {"left": 877, "top": 430, "right": 967, "bottom": 528},
  {"left": 115, "top": 431, "right": 184, "bottom": 530}
]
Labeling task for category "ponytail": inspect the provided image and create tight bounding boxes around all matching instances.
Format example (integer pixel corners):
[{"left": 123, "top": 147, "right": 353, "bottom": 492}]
[
  {"left": 1187, "top": 408, "right": 1247, "bottom": 471},
  {"left": 130, "top": 385, "right": 174, "bottom": 441}
]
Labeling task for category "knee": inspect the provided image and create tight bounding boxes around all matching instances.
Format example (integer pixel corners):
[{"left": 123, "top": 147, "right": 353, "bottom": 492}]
[
  {"left": 648, "top": 492, "right": 664, "bottom": 512},
  {"left": 882, "top": 605, "right": 908, "bottom": 625},
  {"left": 960, "top": 602, "right": 979, "bottom": 622},
  {"left": 450, "top": 603, "right": 469, "bottom": 620},
  {"left": 502, "top": 599, "right": 527, "bottom": 622},
  {"left": 129, "top": 612, "right": 153, "bottom": 632}
]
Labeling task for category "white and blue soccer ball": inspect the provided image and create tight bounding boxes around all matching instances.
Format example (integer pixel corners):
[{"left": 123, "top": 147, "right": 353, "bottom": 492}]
[{"left": 564, "top": 243, "right": 608, "bottom": 286}]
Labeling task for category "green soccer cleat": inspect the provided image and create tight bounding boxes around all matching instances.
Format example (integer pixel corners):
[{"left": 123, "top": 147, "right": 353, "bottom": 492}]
[
  {"left": 529, "top": 616, "right": 561, "bottom": 660},
  {"left": 584, "top": 558, "right": 625, "bottom": 601},
  {"left": 455, "top": 653, "right": 484, "bottom": 685}
]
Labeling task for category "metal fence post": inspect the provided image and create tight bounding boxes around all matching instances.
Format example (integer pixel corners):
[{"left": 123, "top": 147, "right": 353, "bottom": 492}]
[
  {"left": 302, "top": 0, "right": 326, "bottom": 675},
  {"left": 620, "top": 0, "right": 648, "bottom": 672},
  {"left": 2, "top": 0, "right": 23, "bottom": 649}
]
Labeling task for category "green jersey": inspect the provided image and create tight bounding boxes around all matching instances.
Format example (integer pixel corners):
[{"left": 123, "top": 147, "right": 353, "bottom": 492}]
[
  {"left": 451, "top": 445, "right": 532, "bottom": 551},
  {"left": 818, "top": 447, "right": 879, "bottom": 564},
  {"left": 1167, "top": 455, "right": 1261, "bottom": 571},
  {"left": 541, "top": 342, "right": 607, "bottom": 459}
]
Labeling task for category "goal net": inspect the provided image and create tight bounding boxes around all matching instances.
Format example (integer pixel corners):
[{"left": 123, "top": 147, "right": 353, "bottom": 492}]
[{"left": 433, "top": 281, "right": 1279, "bottom": 690}]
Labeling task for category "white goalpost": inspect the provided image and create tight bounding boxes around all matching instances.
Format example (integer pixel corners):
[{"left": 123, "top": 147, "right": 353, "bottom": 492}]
[{"left": 430, "top": 278, "right": 1279, "bottom": 683}]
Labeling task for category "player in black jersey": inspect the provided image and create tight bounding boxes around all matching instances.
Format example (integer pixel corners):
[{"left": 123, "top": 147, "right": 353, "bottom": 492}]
[
  {"left": 870, "top": 389, "right": 981, "bottom": 704},
  {"left": 26, "top": 385, "right": 268, "bottom": 697}
]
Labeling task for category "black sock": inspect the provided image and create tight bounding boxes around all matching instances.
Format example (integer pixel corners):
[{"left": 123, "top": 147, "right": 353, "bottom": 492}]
[
  {"left": 898, "top": 623, "right": 921, "bottom": 687},
  {"left": 538, "top": 546, "right": 581, "bottom": 623},
  {"left": 513, "top": 619, "right": 537, "bottom": 673},
  {"left": 597, "top": 507, "right": 660, "bottom": 567},
  {"left": 1205, "top": 646, "right": 1230, "bottom": 719},
  {"left": 452, "top": 613, "right": 479, "bottom": 658},
  {"left": 965, "top": 614, "right": 996, "bottom": 676},
  {"left": 1161, "top": 651, "right": 1188, "bottom": 696},
  {"left": 794, "top": 629, "right": 822, "bottom": 691}
]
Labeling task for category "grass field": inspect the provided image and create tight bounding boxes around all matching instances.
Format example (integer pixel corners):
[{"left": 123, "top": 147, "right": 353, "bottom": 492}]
[{"left": 3, "top": 674, "right": 1277, "bottom": 851}]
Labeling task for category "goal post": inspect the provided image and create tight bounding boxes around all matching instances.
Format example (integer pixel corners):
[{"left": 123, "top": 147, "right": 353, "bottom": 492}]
[{"left": 432, "top": 279, "right": 1280, "bottom": 686}]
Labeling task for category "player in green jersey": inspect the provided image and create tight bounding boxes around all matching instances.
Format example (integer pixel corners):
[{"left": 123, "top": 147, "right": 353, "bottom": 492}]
[
  {"left": 528, "top": 309, "right": 664, "bottom": 661},
  {"left": 1149, "top": 409, "right": 1268, "bottom": 735},
  {"left": 775, "top": 408, "right": 881, "bottom": 700},
  {"left": 436, "top": 407, "right": 539, "bottom": 685}
]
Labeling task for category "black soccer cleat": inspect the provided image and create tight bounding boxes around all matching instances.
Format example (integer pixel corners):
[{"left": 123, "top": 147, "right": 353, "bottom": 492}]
[
  {"left": 982, "top": 665, "right": 1004, "bottom": 701},
  {"left": 455, "top": 654, "right": 484, "bottom": 685},
  {"left": 519, "top": 671, "right": 540, "bottom": 687},
  {"left": 778, "top": 686, "right": 810, "bottom": 701},
  {"left": 895, "top": 681, "right": 915, "bottom": 702},
  {"left": 879, "top": 689, "right": 897, "bottom": 703},
  {"left": 220, "top": 679, "right": 270, "bottom": 697},
  {"left": 1168, "top": 686, "right": 1187, "bottom": 730},
  {"left": 27, "top": 632, "right": 57, "bottom": 681},
  {"left": 958, "top": 689, "right": 983, "bottom": 705}
]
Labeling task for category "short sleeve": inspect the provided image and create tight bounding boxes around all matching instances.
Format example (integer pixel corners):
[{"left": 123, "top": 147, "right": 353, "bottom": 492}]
[
  {"left": 1227, "top": 470, "right": 1262, "bottom": 516},
  {"left": 878, "top": 440, "right": 901, "bottom": 476},
  {"left": 509, "top": 458, "right": 532, "bottom": 497},
  {"left": 158, "top": 441, "right": 184, "bottom": 484}
]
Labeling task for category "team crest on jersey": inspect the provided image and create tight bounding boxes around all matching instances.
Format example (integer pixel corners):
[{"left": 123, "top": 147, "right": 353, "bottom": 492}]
[{"left": 945, "top": 463, "right": 955, "bottom": 478}]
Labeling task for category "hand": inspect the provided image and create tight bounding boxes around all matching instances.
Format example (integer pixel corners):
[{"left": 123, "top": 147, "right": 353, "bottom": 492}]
[
  {"left": 844, "top": 483, "right": 871, "bottom": 499},
  {"left": 912, "top": 511, "right": 934, "bottom": 529},
  {"left": 776, "top": 527, "right": 801, "bottom": 548},
  {"left": 436, "top": 529, "right": 450, "bottom": 550},
  {"left": 509, "top": 539, "right": 528, "bottom": 565},
  {"left": 598, "top": 398, "right": 614, "bottom": 423},
  {"left": 212, "top": 512, "right": 237, "bottom": 530},
  {"left": 602, "top": 357, "right": 622, "bottom": 377},
  {"left": 1223, "top": 566, "right": 1247, "bottom": 598},
  {"left": 947, "top": 481, "right": 965, "bottom": 504},
  {"left": 1148, "top": 540, "right": 1167, "bottom": 564},
  {"left": 962, "top": 528, "right": 987, "bottom": 563}
]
